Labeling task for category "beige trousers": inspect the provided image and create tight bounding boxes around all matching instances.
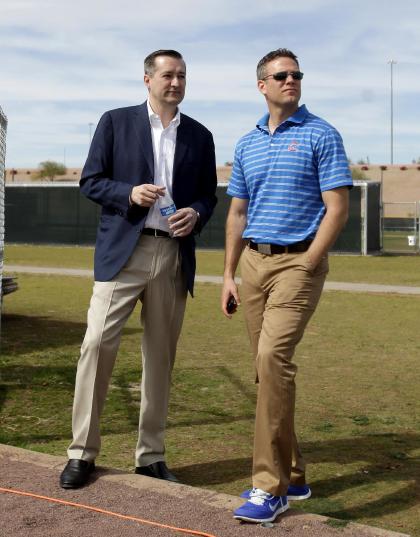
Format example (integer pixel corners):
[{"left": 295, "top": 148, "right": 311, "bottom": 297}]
[
  {"left": 67, "top": 235, "right": 187, "bottom": 467},
  {"left": 240, "top": 246, "right": 328, "bottom": 496}
]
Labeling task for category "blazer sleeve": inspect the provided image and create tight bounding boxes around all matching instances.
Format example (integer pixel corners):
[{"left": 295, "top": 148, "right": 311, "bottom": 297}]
[
  {"left": 189, "top": 131, "right": 218, "bottom": 233},
  {"left": 79, "top": 112, "right": 132, "bottom": 214}
]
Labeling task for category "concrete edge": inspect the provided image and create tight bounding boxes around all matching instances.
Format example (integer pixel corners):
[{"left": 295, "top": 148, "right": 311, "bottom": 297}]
[{"left": 0, "top": 444, "right": 410, "bottom": 537}]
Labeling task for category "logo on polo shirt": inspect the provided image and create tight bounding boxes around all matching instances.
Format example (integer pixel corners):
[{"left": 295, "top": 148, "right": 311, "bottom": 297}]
[{"left": 288, "top": 140, "right": 299, "bottom": 152}]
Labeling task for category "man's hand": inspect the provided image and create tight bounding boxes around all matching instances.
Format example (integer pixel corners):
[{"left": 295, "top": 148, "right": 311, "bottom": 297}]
[
  {"left": 221, "top": 278, "right": 241, "bottom": 319},
  {"left": 306, "top": 187, "right": 349, "bottom": 268},
  {"left": 168, "top": 208, "right": 198, "bottom": 237},
  {"left": 130, "top": 184, "right": 165, "bottom": 207}
]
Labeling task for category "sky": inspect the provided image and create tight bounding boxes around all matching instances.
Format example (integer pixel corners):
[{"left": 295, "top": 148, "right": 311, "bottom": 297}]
[{"left": 1, "top": 0, "right": 420, "bottom": 168}]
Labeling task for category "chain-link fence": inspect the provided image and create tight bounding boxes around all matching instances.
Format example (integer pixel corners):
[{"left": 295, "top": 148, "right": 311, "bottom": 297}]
[
  {"left": 382, "top": 201, "right": 420, "bottom": 253},
  {"left": 1, "top": 105, "right": 8, "bottom": 333}
]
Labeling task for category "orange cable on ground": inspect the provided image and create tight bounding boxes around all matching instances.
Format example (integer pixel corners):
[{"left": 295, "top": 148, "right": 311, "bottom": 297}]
[{"left": 0, "top": 486, "right": 219, "bottom": 537}]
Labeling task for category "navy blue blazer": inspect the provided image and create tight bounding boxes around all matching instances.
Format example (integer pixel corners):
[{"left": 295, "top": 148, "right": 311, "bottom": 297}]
[{"left": 80, "top": 101, "right": 218, "bottom": 295}]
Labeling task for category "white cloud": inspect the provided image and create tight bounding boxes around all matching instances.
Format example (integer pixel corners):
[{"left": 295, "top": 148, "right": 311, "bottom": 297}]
[
  {"left": 2, "top": 0, "right": 334, "bottom": 31},
  {"left": 1, "top": 0, "right": 420, "bottom": 166}
]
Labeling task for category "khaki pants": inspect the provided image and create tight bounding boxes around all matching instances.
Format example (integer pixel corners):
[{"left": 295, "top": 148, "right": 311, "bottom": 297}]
[
  {"left": 240, "top": 246, "right": 328, "bottom": 496},
  {"left": 67, "top": 235, "right": 187, "bottom": 467}
]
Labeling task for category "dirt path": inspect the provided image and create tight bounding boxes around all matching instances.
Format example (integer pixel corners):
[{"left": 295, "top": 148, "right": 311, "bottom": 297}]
[{"left": 0, "top": 445, "right": 410, "bottom": 537}]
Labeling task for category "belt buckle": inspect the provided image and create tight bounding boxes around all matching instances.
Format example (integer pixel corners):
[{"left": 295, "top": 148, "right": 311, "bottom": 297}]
[
  {"left": 154, "top": 229, "right": 159, "bottom": 237},
  {"left": 257, "top": 243, "right": 272, "bottom": 255}
]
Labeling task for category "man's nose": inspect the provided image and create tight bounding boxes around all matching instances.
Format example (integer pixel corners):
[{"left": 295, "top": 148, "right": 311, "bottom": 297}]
[{"left": 171, "top": 76, "right": 180, "bottom": 86}]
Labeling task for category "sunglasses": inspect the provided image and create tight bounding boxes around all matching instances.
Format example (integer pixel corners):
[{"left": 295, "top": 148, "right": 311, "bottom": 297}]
[{"left": 262, "top": 71, "right": 304, "bottom": 81}]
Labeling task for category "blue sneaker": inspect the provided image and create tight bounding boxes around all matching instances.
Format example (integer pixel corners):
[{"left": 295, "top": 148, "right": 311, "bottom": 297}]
[
  {"left": 240, "top": 484, "right": 311, "bottom": 501},
  {"left": 287, "top": 484, "right": 311, "bottom": 500},
  {"left": 234, "top": 488, "right": 289, "bottom": 523}
]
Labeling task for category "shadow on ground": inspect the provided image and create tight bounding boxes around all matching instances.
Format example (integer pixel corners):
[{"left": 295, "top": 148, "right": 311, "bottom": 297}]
[
  {"left": 1, "top": 313, "right": 140, "bottom": 355},
  {"left": 176, "top": 433, "right": 419, "bottom": 523}
]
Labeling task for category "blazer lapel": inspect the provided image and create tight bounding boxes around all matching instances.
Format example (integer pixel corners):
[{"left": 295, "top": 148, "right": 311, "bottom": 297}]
[
  {"left": 173, "top": 116, "right": 189, "bottom": 187},
  {"left": 132, "top": 102, "right": 154, "bottom": 180}
]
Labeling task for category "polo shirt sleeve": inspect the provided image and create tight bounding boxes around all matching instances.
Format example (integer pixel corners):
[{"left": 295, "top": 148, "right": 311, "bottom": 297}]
[
  {"left": 227, "top": 143, "right": 250, "bottom": 199},
  {"left": 315, "top": 128, "right": 353, "bottom": 192}
]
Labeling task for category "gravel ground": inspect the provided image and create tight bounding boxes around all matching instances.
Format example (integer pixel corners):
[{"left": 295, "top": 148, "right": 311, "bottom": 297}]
[{"left": 0, "top": 445, "right": 410, "bottom": 537}]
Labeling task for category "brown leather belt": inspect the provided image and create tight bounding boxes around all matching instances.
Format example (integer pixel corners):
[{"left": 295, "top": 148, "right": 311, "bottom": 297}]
[
  {"left": 142, "top": 228, "right": 170, "bottom": 238},
  {"left": 249, "top": 240, "right": 312, "bottom": 255}
]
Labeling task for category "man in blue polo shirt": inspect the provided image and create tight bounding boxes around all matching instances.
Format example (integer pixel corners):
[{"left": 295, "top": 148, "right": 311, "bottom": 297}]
[{"left": 222, "top": 48, "right": 352, "bottom": 523}]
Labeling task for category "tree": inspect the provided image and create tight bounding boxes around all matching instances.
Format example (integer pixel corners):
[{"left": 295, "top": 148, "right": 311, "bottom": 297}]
[
  {"left": 37, "top": 160, "right": 67, "bottom": 181},
  {"left": 351, "top": 167, "right": 367, "bottom": 180}
]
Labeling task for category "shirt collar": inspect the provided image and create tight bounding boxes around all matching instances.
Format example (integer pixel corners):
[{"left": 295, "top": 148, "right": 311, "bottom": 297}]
[
  {"left": 147, "top": 100, "right": 181, "bottom": 129},
  {"left": 256, "top": 104, "right": 308, "bottom": 132}
]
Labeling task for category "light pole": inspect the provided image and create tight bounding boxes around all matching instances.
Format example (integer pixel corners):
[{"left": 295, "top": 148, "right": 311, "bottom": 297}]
[{"left": 388, "top": 59, "right": 397, "bottom": 164}]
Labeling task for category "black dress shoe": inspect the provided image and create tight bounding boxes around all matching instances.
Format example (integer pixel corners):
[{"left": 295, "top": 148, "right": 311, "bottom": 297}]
[
  {"left": 135, "top": 461, "right": 179, "bottom": 483},
  {"left": 60, "top": 459, "right": 95, "bottom": 489}
]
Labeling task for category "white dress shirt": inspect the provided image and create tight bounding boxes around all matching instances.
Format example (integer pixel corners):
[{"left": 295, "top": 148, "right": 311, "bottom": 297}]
[{"left": 144, "top": 100, "right": 180, "bottom": 232}]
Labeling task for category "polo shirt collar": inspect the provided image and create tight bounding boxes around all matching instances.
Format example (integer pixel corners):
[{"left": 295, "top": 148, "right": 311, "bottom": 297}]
[{"left": 257, "top": 104, "right": 308, "bottom": 132}]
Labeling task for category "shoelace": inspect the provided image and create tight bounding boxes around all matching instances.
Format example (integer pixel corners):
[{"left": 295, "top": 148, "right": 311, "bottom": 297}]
[{"left": 248, "top": 488, "right": 272, "bottom": 506}]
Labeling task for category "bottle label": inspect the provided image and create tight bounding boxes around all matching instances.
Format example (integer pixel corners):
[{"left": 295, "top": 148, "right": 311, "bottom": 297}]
[{"left": 160, "top": 203, "right": 177, "bottom": 217}]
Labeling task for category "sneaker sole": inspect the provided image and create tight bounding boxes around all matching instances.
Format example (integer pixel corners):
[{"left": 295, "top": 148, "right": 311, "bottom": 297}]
[
  {"left": 241, "top": 489, "right": 312, "bottom": 501},
  {"left": 233, "top": 503, "right": 289, "bottom": 523},
  {"left": 288, "top": 490, "right": 311, "bottom": 501}
]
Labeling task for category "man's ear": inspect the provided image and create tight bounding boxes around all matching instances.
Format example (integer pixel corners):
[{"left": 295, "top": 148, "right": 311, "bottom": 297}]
[
  {"left": 144, "top": 74, "right": 151, "bottom": 91},
  {"left": 257, "top": 79, "right": 266, "bottom": 96}
]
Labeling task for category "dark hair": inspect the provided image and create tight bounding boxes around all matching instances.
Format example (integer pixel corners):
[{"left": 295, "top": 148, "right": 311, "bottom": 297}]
[
  {"left": 144, "top": 49, "right": 184, "bottom": 75},
  {"left": 256, "top": 48, "right": 299, "bottom": 80}
]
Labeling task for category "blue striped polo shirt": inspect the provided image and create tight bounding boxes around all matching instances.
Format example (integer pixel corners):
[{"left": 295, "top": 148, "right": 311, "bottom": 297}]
[{"left": 227, "top": 104, "right": 352, "bottom": 245}]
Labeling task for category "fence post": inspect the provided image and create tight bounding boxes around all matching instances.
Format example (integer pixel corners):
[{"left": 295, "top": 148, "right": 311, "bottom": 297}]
[
  {"left": 417, "top": 200, "right": 420, "bottom": 254},
  {"left": 360, "top": 183, "right": 368, "bottom": 255},
  {"left": 0, "top": 105, "right": 8, "bottom": 337},
  {"left": 379, "top": 169, "right": 384, "bottom": 251}
]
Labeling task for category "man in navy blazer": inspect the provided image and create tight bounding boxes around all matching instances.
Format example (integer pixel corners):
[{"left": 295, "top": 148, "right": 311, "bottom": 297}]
[{"left": 60, "top": 49, "right": 217, "bottom": 489}]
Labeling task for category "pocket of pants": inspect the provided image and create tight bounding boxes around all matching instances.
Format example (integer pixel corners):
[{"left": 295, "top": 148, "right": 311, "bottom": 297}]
[{"left": 300, "top": 253, "right": 329, "bottom": 276}]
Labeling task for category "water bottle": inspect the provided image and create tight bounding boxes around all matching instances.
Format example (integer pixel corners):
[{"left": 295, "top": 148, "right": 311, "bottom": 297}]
[{"left": 159, "top": 189, "right": 176, "bottom": 217}]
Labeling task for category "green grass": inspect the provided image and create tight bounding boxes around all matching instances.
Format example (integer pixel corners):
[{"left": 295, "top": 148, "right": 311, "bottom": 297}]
[
  {"left": 4, "top": 243, "right": 420, "bottom": 286},
  {"left": 327, "top": 255, "right": 420, "bottom": 286},
  {"left": 3, "top": 243, "right": 224, "bottom": 275},
  {"left": 383, "top": 230, "right": 418, "bottom": 254},
  {"left": 1, "top": 266, "right": 419, "bottom": 536},
  {"left": 4, "top": 244, "right": 95, "bottom": 269}
]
